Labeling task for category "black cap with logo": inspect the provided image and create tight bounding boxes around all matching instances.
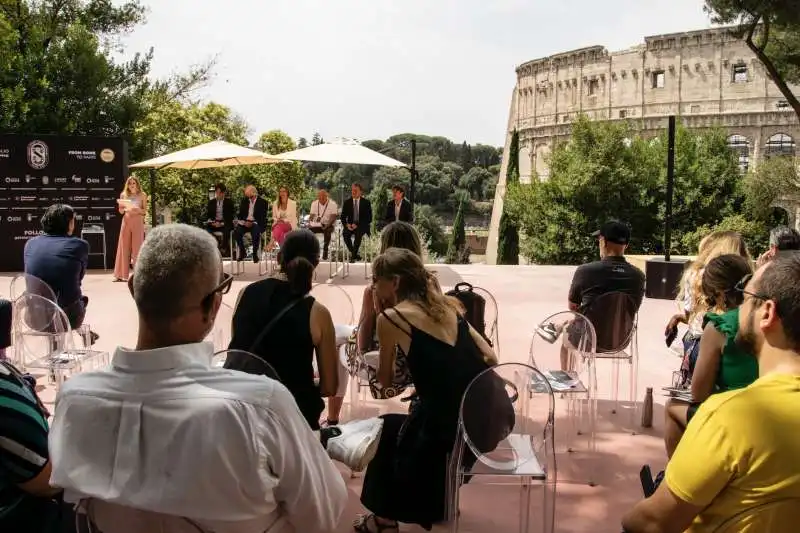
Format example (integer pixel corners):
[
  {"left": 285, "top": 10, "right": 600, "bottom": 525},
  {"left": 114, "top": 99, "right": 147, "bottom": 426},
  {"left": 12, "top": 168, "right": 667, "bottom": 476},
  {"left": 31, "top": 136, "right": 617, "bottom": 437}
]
[{"left": 592, "top": 220, "right": 631, "bottom": 245}]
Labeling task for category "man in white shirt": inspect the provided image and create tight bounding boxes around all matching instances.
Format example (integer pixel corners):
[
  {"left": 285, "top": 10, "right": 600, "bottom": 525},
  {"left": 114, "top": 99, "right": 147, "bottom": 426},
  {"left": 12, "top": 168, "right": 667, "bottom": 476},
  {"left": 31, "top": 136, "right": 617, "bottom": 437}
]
[
  {"left": 48, "top": 224, "right": 381, "bottom": 533},
  {"left": 308, "top": 188, "right": 339, "bottom": 260}
]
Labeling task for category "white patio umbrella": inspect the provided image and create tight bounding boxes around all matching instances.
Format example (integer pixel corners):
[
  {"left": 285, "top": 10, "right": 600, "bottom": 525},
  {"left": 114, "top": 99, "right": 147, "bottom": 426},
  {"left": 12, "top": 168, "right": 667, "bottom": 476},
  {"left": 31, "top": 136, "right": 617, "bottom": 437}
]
[
  {"left": 274, "top": 138, "right": 407, "bottom": 167},
  {"left": 129, "top": 140, "right": 284, "bottom": 170}
]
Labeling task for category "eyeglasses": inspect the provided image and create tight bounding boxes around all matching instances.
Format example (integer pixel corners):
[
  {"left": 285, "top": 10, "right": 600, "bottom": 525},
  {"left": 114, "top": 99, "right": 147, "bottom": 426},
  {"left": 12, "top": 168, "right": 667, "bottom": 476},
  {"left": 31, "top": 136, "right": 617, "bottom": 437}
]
[
  {"left": 201, "top": 272, "right": 233, "bottom": 308},
  {"left": 735, "top": 273, "right": 769, "bottom": 301}
]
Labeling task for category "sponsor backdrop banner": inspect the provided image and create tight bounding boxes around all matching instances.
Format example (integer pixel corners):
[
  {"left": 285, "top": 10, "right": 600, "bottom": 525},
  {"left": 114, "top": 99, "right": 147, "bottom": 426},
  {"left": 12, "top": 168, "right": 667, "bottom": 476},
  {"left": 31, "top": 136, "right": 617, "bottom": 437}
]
[{"left": 0, "top": 134, "right": 128, "bottom": 272}]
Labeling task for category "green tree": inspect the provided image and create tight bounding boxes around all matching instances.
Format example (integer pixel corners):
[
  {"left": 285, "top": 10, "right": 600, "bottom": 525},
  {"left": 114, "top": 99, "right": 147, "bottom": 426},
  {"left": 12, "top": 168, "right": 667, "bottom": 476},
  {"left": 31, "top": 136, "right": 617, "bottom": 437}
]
[
  {"left": 369, "top": 185, "right": 390, "bottom": 235},
  {"left": 0, "top": 0, "right": 153, "bottom": 140},
  {"left": 743, "top": 155, "right": 800, "bottom": 220},
  {"left": 681, "top": 214, "right": 769, "bottom": 258},
  {"left": 505, "top": 117, "right": 744, "bottom": 264},
  {"left": 705, "top": 0, "right": 800, "bottom": 120},
  {"left": 497, "top": 129, "right": 520, "bottom": 265},
  {"left": 413, "top": 204, "right": 448, "bottom": 258},
  {"left": 297, "top": 137, "right": 309, "bottom": 149},
  {"left": 446, "top": 193, "right": 469, "bottom": 264}
]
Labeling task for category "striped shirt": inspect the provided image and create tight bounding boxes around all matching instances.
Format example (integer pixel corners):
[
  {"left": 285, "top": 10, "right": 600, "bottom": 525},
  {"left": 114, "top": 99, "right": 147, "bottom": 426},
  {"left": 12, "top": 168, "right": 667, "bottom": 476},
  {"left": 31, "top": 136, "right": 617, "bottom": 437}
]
[{"left": 0, "top": 361, "right": 50, "bottom": 522}]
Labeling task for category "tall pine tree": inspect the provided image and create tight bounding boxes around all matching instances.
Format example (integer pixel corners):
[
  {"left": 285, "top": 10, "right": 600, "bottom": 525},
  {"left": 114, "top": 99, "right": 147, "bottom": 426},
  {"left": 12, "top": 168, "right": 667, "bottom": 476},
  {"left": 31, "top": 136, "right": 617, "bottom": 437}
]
[
  {"left": 447, "top": 193, "right": 468, "bottom": 264},
  {"left": 497, "top": 130, "right": 520, "bottom": 265}
]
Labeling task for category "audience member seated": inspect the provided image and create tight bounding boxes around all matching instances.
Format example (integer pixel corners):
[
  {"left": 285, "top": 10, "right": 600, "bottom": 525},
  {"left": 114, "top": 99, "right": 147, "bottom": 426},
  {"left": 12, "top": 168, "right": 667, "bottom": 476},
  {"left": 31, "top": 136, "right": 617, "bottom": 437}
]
[
  {"left": 355, "top": 248, "right": 500, "bottom": 532},
  {"left": 665, "top": 231, "right": 750, "bottom": 387},
  {"left": 756, "top": 225, "right": 800, "bottom": 267},
  {"left": 23, "top": 204, "right": 95, "bottom": 335},
  {"left": 543, "top": 221, "right": 644, "bottom": 367},
  {"left": 48, "top": 224, "right": 350, "bottom": 533},
  {"left": 623, "top": 252, "right": 800, "bottom": 533},
  {"left": 1, "top": 357, "right": 76, "bottom": 533},
  {"left": 381, "top": 185, "right": 413, "bottom": 228},
  {"left": 663, "top": 254, "right": 758, "bottom": 458},
  {"left": 228, "top": 229, "right": 338, "bottom": 431},
  {"left": 233, "top": 185, "right": 269, "bottom": 263},
  {"left": 204, "top": 182, "right": 235, "bottom": 256},
  {"left": 267, "top": 186, "right": 298, "bottom": 250}
]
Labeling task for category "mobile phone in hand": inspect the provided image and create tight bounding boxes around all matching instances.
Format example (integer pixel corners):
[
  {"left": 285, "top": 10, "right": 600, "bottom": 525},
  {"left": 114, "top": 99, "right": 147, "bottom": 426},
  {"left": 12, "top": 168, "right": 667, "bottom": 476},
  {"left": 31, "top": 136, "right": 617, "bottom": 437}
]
[{"left": 665, "top": 326, "right": 678, "bottom": 347}]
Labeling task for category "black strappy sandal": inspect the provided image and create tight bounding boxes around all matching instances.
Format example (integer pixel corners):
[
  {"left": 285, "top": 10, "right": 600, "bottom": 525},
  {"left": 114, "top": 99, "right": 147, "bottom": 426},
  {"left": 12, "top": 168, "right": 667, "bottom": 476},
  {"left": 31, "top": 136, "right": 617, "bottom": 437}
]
[{"left": 353, "top": 514, "right": 399, "bottom": 532}]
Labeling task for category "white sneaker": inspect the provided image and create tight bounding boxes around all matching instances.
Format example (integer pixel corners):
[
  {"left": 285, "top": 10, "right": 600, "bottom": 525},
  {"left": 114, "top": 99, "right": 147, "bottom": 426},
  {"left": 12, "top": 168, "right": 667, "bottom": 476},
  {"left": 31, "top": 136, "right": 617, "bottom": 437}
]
[{"left": 325, "top": 418, "right": 384, "bottom": 472}]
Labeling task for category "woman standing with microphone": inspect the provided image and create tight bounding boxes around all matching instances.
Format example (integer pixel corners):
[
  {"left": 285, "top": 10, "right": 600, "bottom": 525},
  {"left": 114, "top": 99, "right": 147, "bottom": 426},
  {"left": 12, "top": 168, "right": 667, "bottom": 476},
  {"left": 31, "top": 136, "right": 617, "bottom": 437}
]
[{"left": 113, "top": 175, "right": 147, "bottom": 282}]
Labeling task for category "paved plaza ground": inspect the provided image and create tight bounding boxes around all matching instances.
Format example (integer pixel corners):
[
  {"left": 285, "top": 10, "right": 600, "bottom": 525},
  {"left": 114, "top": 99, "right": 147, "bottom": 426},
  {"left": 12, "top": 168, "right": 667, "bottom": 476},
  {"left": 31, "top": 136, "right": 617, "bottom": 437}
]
[{"left": 2, "top": 262, "right": 681, "bottom": 533}]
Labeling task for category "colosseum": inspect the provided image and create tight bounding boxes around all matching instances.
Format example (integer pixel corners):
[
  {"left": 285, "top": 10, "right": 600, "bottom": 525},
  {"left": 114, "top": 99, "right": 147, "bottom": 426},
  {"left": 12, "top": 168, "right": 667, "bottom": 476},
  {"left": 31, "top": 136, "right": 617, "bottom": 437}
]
[{"left": 487, "top": 25, "right": 800, "bottom": 264}]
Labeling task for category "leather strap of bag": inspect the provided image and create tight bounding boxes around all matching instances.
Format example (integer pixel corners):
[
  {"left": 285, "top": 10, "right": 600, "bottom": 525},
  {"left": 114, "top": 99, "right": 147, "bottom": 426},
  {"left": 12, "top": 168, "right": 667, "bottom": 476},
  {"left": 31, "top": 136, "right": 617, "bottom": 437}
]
[{"left": 248, "top": 295, "right": 312, "bottom": 352}]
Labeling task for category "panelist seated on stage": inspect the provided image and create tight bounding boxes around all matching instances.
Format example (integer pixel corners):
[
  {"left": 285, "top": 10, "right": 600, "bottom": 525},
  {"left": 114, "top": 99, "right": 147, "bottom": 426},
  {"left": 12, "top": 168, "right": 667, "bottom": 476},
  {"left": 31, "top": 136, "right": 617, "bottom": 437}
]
[
  {"left": 382, "top": 185, "right": 413, "bottom": 228},
  {"left": 23, "top": 204, "right": 93, "bottom": 332},
  {"left": 234, "top": 185, "right": 269, "bottom": 263},
  {"left": 204, "top": 183, "right": 235, "bottom": 255},
  {"left": 340, "top": 183, "right": 372, "bottom": 262},
  {"left": 308, "top": 188, "right": 338, "bottom": 260}
]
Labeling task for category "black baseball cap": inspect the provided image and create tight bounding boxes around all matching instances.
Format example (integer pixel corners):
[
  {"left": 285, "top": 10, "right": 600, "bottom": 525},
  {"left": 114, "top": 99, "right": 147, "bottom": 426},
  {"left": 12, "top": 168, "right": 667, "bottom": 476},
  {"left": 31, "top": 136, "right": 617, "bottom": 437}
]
[{"left": 592, "top": 221, "right": 631, "bottom": 245}]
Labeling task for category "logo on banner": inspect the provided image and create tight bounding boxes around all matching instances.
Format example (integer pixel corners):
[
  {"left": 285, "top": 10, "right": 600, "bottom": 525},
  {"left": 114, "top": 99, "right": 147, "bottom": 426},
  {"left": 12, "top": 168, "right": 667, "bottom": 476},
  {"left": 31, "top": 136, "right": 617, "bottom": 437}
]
[
  {"left": 42, "top": 176, "right": 49, "bottom": 185},
  {"left": 6, "top": 216, "right": 21, "bottom": 222},
  {"left": 4, "top": 177, "right": 20, "bottom": 184},
  {"left": 87, "top": 215, "right": 102, "bottom": 222},
  {"left": 71, "top": 175, "right": 82, "bottom": 184},
  {"left": 106, "top": 212, "right": 113, "bottom": 221},
  {"left": 104, "top": 176, "right": 114, "bottom": 184},
  {"left": 86, "top": 177, "right": 100, "bottom": 184},
  {"left": 100, "top": 149, "right": 115, "bottom": 163},
  {"left": 26, "top": 213, "right": 34, "bottom": 222},
  {"left": 54, "top": 177, "right": 67, "bottom": 184},
  {"left": 27, "top": 140, "right": 49, "bottom": 170}
]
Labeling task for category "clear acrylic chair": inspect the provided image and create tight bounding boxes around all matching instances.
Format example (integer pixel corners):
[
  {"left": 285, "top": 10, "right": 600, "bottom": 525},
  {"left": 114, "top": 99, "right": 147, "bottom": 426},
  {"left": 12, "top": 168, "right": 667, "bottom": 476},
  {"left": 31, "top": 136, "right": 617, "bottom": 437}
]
[
  {"left": 361, "top": 233, "right": 380, "bottom": 280},
  {"left": 472, "top": 286, "right": 500, "bottom": 354},
  {"left": 583, "top": 292, "right": 640, "bottom": 423},
  {"left": 446, "top": 362, "right": 556, "bottom": 533},
  {"left": 9, "top": 273, "right": 57, "bottom": 302},
  {"left": 530, "top": 311, "right": 598, "bottom": 484},
  {"left": 212, "top": 349, "right": 280, "bottom": 381},
  {"left": 206, "top": 302, "right": 234, "bottom": 352},
  {"left": 12, "top": 293, "right": 73, "bottom": 382}
]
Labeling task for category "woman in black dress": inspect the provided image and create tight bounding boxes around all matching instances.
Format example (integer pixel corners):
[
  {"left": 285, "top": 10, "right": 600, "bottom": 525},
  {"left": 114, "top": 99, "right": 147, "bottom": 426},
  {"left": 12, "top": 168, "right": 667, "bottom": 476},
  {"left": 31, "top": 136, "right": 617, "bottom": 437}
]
[
  {"left": 355, "top": 248, "right": 500, "bottom": 532},
  {"left": 228, "top": 229, "right": 339, "bottom": 430}
]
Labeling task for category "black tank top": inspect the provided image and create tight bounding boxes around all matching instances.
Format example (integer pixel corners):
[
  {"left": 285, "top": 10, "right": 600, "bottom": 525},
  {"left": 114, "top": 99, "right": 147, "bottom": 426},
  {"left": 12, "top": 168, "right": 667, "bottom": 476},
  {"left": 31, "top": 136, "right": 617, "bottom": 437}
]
[{"left": 228, "top": 277, "right": 322, "bottom": 429}]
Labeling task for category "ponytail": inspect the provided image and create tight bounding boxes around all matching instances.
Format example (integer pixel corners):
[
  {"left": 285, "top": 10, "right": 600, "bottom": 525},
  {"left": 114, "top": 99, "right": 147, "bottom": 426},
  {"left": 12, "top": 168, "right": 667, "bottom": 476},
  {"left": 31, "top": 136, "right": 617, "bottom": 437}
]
[{"left": 285, "top": 256, "right": 314, "bottom": 295}]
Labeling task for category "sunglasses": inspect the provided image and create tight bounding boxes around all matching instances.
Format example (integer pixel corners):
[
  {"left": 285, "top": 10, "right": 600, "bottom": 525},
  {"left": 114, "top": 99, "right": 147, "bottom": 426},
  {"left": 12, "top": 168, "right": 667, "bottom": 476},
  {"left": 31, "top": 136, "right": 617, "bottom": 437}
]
[{"left": 735, "top": 273, "right": 769, "bottom": 302}]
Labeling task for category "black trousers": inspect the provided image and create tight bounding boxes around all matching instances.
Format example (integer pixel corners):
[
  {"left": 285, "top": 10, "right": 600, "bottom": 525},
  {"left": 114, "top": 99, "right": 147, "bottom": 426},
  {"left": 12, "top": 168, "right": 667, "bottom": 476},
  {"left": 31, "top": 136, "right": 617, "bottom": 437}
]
[
  {"left": 309, "top": 225, "right": 333, "bottom": 256},
  {"left": 205, "top": 222, "right": 232, "bottom": 254},
  {"left": 63, "top": 296, "right": 88, "bottom": 330},
  {"left": 342, "top": 227, "right": 366, "bottom": 258}
]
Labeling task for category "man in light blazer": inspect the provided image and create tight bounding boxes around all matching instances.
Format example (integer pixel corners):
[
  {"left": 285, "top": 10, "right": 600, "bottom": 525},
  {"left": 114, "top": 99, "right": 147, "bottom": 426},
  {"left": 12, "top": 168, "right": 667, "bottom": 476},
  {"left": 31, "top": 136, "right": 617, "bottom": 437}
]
[{"left": 340, "top": 183, "right": 372, "bottom": 262}]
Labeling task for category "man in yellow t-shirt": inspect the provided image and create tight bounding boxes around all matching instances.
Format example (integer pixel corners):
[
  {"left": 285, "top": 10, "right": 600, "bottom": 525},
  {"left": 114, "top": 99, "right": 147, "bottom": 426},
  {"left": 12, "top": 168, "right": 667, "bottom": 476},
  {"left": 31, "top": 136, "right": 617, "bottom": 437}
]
[{"left": 623, "top": 252, "right": 800, "bottom": 532}]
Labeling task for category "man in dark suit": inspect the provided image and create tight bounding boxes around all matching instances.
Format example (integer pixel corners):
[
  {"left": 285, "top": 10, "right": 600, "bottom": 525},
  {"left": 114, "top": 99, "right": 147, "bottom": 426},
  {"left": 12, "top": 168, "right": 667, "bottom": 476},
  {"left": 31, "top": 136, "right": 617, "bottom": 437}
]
[
  {"left": 204, "top": 182, "right": 235, "bottom": 255},
  {"left": 382, "top": 185, "right": 413, "bottom": 227},
  {"left": 23, "top": 204, "right": 91, "bottom": 330},
  {"left": 233, "top": 184, "right": 269, "bottom": 262},
  {"left": 340, "top": 183, "right": 372, "bottom": 262}
]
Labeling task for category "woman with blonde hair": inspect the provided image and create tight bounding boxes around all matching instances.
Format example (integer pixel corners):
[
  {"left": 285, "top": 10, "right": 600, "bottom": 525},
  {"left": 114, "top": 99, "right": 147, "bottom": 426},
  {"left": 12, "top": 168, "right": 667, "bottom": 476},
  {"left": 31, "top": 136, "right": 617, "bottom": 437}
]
[
  {"left": 353, "top": 248, "right": 506, "bottom": 532},
  {"left": 267, "top": 186, "right": 297, "bottom": 250},
  {"left": 665, "top": 230, "right": 750, "bottom": 384},
  {"left": 113, "top": 175, "right": 147, "bottom": 281}
]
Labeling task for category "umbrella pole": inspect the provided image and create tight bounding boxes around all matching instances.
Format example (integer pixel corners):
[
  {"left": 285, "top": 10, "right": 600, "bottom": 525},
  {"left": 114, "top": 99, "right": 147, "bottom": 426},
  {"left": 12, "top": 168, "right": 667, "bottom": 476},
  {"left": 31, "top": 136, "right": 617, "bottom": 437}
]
[{"left": 150, "top": 167, "right": 157, "bottom": 227}]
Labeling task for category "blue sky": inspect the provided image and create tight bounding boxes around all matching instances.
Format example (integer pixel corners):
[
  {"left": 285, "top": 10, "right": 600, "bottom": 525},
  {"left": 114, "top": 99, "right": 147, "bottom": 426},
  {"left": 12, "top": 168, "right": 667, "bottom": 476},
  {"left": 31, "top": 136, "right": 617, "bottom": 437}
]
[{"left": 119, "top": 0, "right": 713, "bottom": 146}]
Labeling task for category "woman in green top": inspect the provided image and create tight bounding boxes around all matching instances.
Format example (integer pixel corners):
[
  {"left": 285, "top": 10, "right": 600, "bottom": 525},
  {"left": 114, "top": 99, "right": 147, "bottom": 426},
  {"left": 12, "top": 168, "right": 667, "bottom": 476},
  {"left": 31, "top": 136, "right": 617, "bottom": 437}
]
[{"left": 664, "top": 254, "right": 758, "bottom": 458}]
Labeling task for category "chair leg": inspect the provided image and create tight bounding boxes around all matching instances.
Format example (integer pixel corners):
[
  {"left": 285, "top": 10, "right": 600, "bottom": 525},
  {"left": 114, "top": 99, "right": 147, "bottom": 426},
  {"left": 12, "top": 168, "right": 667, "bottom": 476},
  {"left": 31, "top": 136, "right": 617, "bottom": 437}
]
[
  {"left": 611, "top": 359, "right": 620, "bottom": 414},
  {"left": 519, "top": 480, "right": 532, "bottom": 533}
]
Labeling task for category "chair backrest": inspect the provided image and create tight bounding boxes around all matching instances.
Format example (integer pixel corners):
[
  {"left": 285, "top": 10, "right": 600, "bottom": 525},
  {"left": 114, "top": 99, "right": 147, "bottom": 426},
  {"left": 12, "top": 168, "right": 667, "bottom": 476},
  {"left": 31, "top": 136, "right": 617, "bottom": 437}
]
[
  {"left": 9, "top": 273, "right": 57, "bottom": 303},
  {"left": 12, "top": 293, "right": 72, "bottom": 368},
  {"left": 446, "top": 284, "right": 500, "bottom": 353},
  {"left": 713, "top": 497, "right": 800, "bottom": 533},
  {"left": 310, "top": 282, "right": 354, "bottom": 325},
  {"left": 582, "top": 291, "right": 637, "bottom": 353},
  {"left": 214, "top": 349, "right": 281, "bottom": 381},
  {"left": 457, "top": 362, "right": 556, "bottom": 478},
  {"left": 530, "top": 311, "right": 597, "bottom": 389}
]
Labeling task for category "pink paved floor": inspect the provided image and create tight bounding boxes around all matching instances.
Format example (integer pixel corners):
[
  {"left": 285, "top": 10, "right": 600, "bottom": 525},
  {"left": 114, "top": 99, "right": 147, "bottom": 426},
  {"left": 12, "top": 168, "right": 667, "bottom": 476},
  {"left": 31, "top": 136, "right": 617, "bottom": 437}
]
[{"left": 2, "top": 263, "right": 680, "bottom": 533}]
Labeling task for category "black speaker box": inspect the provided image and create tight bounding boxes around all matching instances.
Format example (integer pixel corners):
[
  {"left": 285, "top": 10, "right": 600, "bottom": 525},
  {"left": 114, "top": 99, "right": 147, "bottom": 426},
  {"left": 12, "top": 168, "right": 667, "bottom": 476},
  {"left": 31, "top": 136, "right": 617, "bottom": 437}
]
[{"left": 646, "top": 258, "right": 690, "bottom": 300}]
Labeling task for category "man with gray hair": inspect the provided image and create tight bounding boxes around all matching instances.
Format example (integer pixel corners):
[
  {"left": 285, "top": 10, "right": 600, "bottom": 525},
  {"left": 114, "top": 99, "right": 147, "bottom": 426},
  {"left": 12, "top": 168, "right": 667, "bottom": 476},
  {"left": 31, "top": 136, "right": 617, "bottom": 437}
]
[
  {"left": 756, "top": 225, "right": 800, "bottom": 267},
  {"left": 48, "top": 224, "right": 350, "bottom": 533}
]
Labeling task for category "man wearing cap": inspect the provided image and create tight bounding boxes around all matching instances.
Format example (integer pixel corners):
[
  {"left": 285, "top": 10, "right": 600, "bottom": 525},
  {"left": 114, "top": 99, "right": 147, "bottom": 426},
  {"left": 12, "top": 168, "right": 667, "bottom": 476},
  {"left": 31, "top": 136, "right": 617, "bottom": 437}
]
[
  {"left": 567, "top": 220, "right": 645, "bottom": 315},
  {"left": 537, "top": 221, "right": 645, "bottom": 367}
]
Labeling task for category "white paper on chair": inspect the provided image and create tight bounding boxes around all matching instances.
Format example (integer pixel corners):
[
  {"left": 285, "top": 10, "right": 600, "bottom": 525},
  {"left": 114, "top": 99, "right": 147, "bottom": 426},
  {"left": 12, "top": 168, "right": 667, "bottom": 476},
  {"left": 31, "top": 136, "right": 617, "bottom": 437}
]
[{"left": 530, "top": 370, "right": 584, "bottom": 392}]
